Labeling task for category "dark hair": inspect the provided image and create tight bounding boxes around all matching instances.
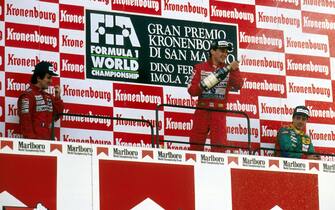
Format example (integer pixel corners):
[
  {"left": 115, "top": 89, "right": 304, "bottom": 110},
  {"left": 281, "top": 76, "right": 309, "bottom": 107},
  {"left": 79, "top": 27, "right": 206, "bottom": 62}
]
[
  {"left": 31, "top": 61, "right": 57, "bottom": 84},
  {"left": 209, "top": 41, "right": 233, "bottom": 59},
  {"left": 31, "top": 71, "right": 48, "bottom": 84}
]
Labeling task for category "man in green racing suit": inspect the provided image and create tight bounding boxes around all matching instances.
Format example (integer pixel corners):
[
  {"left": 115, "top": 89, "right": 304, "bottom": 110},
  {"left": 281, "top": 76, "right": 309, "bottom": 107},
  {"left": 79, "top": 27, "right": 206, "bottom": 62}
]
[{"left": 276, "top": 106, "right": 317, "bottom": 159}]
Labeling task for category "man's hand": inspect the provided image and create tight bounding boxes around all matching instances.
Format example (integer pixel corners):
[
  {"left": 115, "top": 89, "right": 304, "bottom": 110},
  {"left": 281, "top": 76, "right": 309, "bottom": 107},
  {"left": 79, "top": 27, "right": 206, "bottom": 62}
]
[
  {"left": 54, "top": 85, "right": 61, "bottom": 98},
  {"left": 230, "top": 61, "right": 239, "bottom": 71},
  {"left": 307, "top": 154, "right": 320, "bottom": 160}
]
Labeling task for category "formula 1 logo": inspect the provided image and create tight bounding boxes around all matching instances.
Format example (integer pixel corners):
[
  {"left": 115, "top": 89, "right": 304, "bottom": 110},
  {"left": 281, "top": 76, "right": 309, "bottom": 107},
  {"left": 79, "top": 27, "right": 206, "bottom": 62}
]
[
  {"left": 90, "top": 12, "right": 140, "bottom": 47},
  {"left": 86, "top": 10, "right": 141, "bottom": 81}
]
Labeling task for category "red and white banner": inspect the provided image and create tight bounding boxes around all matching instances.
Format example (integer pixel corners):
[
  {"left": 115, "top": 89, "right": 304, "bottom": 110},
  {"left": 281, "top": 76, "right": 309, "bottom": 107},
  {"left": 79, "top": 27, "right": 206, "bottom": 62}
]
[
  {"left": 1, "top": 138, "right": 335, "bottom": 209},
  {"left": 0, "top": 0, "right": 334, "bottom": 159}
]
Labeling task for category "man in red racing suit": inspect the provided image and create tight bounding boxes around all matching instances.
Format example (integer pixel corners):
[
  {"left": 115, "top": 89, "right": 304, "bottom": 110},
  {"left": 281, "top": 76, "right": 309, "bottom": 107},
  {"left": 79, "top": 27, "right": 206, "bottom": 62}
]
[
  {"left": 18, "top": 61, "right": 64, "bottom": 140},
  {"left": 188, "top": 40, "right": 243, "bottom": 152}
]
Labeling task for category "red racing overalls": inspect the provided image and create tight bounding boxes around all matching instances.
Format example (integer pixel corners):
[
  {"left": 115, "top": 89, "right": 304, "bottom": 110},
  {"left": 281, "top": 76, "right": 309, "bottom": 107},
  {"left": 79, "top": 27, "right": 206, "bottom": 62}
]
[
  {"left": 188, "top": 60, "right": 243, "bottom": 152},
  {"left": 18, "top": 84, "right": 64, "bottom": 140}
]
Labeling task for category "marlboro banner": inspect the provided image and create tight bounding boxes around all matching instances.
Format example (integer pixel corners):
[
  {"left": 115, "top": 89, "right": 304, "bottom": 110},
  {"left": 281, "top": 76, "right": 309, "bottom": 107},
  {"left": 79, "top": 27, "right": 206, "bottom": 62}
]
[{"left": 1, "top": 138, "right": 335, "bottom": 209}]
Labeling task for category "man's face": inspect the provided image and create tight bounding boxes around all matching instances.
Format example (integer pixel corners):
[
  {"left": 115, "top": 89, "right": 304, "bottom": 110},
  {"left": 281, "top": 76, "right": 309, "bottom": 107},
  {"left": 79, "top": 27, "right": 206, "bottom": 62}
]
[
  {"left": 211, "top": 48, "right": 228, "bottom": 65},
  {"left": 292, "top": 114, "right": 308, "bottom": 130},
  {"left": 38, "top": 73, "right": 52, "bottom": 90}
]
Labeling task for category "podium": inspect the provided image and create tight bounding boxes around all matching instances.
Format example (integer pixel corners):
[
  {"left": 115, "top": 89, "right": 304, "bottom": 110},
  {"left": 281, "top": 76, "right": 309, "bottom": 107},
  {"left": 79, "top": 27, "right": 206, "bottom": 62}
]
[{"left": 0, "top": 138, "right": 334, "bottom": 210}]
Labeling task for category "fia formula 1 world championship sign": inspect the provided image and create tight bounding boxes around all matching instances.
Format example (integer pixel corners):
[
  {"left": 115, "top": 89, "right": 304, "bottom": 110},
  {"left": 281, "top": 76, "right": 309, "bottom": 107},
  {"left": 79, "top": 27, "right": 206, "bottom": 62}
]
[{"left": 86, "top": 10, "right": 237, "bottom": 87}]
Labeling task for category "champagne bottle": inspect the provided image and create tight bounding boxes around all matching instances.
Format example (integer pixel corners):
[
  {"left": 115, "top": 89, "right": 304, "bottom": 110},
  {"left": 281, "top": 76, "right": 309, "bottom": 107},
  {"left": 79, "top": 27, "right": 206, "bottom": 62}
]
[{"left": 200, "top": 65, "right": 231, "bottom": 91}]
